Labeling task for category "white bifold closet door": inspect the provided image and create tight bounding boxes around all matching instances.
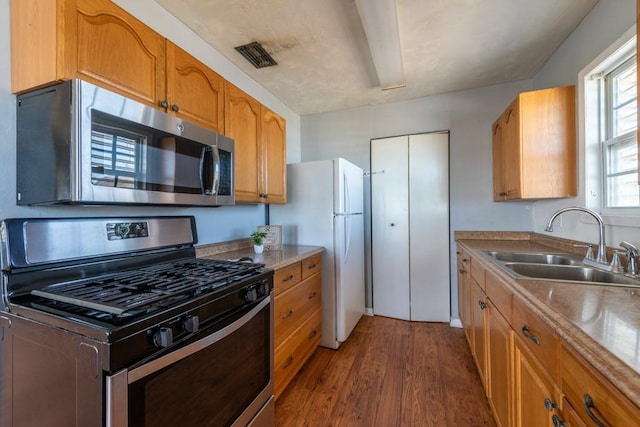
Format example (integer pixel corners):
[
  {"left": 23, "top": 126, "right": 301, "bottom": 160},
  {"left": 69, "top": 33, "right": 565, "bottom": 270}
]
[{"left": 371, "top": 132, "right": 450, "bottom": 322}]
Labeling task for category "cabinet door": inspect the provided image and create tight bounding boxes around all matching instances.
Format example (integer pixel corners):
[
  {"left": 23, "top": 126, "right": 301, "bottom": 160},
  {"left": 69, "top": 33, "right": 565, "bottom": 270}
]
[
  {"left": 10, "top": 0, "right": 75, "bottom": 93},
  {"left": 76, "top": 0, "right": 166, "bottom": 107},
  {"left": 492, "top": 119, "right": 505, "bottom": 201},
  {"left": 513, "top": 335, "right": 558, "bottom": 427},
  {"left": 501, "top": 102, "right": 522, "bottom": 199},
  {"left": 457, "top": 251, "right": 472, "bottom": 347},
  {"left": 165, "top": 42, "right": 224, "bottom": 133},
  {"left": 488, "top": 303, "right": 511, "bottom": 427},
  {"left": 471, "top": 279, "right": 487, "bottom": 389},
  {"left": 261, "top": 106, "right": 287, "bottom": 204},
  {"left": 559, "top": 399, "right": 587, "bottom": 427},
  {"left": 225, "top": 82, "right": 262, "bottom": 203}
]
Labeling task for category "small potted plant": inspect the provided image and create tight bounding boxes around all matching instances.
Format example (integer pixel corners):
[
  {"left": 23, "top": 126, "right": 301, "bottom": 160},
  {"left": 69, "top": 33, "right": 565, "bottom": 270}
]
[{"left": 251, "top": 231, "right": 268, "bottom": 254}]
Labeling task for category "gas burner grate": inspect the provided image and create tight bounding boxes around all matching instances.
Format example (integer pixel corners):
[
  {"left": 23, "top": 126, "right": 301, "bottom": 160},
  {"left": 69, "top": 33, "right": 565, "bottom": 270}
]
[{"left": 31, "top": 258, "right": 264, "bottom": 315}]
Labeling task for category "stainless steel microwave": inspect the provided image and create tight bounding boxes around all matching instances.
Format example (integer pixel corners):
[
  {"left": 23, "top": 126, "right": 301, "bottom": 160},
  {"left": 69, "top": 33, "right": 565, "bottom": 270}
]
[{"left": 16, "top": 80, "right": 234, "bottom": 206}]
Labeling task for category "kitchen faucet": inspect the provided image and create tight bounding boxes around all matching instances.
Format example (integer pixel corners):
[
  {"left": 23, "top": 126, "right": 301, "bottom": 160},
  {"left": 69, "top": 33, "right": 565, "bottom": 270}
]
[{"left": 544, "top": 206, "right": 608, "bottom": 266}]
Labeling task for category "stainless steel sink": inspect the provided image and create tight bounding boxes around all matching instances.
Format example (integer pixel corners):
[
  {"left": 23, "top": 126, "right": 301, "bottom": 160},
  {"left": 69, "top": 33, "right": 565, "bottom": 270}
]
[
  {"left": 483, "top": 251, "right": 582, "bottom": 266},
  {"left": 503, "top": 263, "right": 640, "bottom": 287}
]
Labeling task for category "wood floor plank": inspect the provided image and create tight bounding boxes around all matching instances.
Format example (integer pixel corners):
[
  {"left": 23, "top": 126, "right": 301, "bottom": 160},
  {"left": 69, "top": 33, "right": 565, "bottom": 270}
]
[{"left": 275, "top": 316, "right": 496, "bottom": 427}]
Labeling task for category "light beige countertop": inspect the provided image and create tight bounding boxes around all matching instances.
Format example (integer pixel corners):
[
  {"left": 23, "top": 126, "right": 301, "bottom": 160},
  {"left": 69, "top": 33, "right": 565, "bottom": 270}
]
[
  {"left": 456, "top": 231, "right": 640, "bottom": 407},
  {"left": 196, "top": 238, "right": 324, "bottom": 270}
]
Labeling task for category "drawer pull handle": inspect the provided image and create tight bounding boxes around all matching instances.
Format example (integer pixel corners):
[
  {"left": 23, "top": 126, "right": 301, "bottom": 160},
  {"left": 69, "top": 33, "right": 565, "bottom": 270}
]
[
  {"left": 544, "top": 397, "right": 558, "bottom": 412},
  {"left": 459, "top": 268, "right": 466, "bottom": 274},
  {"left": 521, "top": 325, "right": 540, "bottom": 345},
  {"left": 282, "top": 274, "right": 295, "bottom": 283},
  {"left": 282, "top": 355, "right": 294, "bottom": 369},
  {"left": 551, "top": 415, "right": 566, "bottom": 427},
  {"left": 282, "top": 309, "right": 295, "bottom": 319},
  {"left": 478, "top": 300, "right": 487, "bottom": 310},
  {"left": 308, "top": 330, "right": 317, "bottom": 339},
  {"left": 307, "top": 263, "right": 317, "bottom": 269},
  {"left": 308, "top": 292, "right": 317, "bottom": 299},
  {"left": 583, "top": 394, "right": 607, "bottom": 427}
]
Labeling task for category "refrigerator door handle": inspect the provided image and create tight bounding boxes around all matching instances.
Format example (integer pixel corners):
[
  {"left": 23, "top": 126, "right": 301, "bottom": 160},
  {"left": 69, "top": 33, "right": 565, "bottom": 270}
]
[
  {"left": 344, "top": 169, "right": 350, "bottom": 215},
  {"left": 344, "top": 215, "right": 351, "bottom": 263}
]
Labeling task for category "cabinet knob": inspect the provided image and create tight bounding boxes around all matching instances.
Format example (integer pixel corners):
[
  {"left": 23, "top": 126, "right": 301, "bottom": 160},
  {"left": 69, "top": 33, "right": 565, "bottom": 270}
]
[
  {"left": 160, "top": 100, "right": 169, "bottom": 109},
  {"left": 478, "top": 300, "right": 487, "bottom": 310},
  {"left": 260, "top": 193, "right": 268, "bottom": 198},
  {"left": 171, "top": 104, "right": 180, "bottom": 112},
  {"left": 544, "top": 397, "right": 558, "bottom": 411},
  {"left": 551, "top": 415, "right": 566, "bottom": 427}
]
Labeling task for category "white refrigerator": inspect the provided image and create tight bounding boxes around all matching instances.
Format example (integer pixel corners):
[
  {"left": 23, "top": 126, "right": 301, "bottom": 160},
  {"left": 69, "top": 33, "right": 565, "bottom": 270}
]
[{"left": 270, "top": 158, "right": 365, "bottom": 349}]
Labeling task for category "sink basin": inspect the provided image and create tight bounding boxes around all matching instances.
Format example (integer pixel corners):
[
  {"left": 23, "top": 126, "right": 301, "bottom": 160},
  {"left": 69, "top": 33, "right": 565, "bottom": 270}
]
[
  {"left": 504, "top": 263, "right": 640, "bottom": 287},
  {"left": 483, "top": 251, "right": 582, "bottom": 266}
]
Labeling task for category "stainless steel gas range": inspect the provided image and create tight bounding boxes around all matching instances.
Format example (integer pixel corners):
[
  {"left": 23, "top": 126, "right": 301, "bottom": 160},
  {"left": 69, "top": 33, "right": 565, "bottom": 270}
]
[{"left": 0, "top": 216, "right": 274, "bottom": 427}]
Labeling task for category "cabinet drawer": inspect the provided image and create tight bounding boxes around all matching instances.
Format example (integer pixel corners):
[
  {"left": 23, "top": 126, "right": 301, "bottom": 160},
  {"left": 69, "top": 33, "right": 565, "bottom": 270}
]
[
  {"left": 485, "top": 271, "right": 512, "bottom": 322},
  {"left": 512, "top": 297, "right": 559, "bottom": 381},
  {"left": 561, "top": 345, "right": 640, "bottom": 427},
  {"left": 301, "top": 254, "right": 321, "bottom": 280},
  {"left": 274, "top": 262, "right": 302, "bottom": 295},
  {"left": 274, "top": 308, "right": 322, "bottom": 399},
  {"left": 470, "top": 256, "right": 485, "bottom": 288},
  {"left": 274, "top": 274, "right": 321, "bottom": 347}
]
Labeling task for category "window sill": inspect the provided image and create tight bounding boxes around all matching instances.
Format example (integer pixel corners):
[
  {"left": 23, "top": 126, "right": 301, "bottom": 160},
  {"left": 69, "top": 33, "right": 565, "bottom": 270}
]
[{"left": 580, "top": 213, "right": 640, "bottom": 228}]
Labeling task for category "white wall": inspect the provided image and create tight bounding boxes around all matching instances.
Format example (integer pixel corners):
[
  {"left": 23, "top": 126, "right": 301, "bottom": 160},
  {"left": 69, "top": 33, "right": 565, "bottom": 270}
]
[
  {"left": 0, "top": 0, "right": 301, "bottom": 245},
  {"left": 301, "top": 80, "right": 535, "bottom": 314},
  {"left": 531, "top": 0, "right": 639, "bottom": 251},
  {"left": 300, "top": 0, "right": 638, "bottom": 318}
]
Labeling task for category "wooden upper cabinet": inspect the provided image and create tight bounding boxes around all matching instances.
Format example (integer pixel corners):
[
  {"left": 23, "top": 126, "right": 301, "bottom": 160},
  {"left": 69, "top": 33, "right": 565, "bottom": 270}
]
[
  {"left": 165, "top": 41, "right": 225, "bottom": 133},
  {"left": 11, "top": 0, "right": 166, "bottom": 107},
  {"left": 10, "top": 0, "right": 74, "bottom": 92},
  {"left": 75, "top": 0, "right": 165, "bottom": 106},
  {"left": 225, "top": 82, "right": 262, "bottom": 203},
  {"left": 261, "top": 106, "right": 287, "bottom": 204},
  {"left": 492, "top": 86, "right": 576, "bottom": 201},
  {"left": 225, "top": 82, "right": 287, "bottom": 204}
]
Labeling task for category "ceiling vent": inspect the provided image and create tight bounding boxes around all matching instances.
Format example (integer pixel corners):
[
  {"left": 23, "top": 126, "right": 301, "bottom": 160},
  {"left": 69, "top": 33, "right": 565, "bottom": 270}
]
[{"left": 234, "top": 42, "right": 277, "bottom": 68}]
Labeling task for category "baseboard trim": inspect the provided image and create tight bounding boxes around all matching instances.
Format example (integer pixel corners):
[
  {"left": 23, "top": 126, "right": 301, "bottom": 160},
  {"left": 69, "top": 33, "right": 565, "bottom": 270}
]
[{"left": 450, "top": 318, "right": 462, "bottom": 328}]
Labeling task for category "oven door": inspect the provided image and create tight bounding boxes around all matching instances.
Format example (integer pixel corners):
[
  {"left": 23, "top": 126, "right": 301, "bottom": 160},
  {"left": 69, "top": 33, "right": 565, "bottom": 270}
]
[{"left": 106, "top": 295, "right": 273, "bottom": 427}]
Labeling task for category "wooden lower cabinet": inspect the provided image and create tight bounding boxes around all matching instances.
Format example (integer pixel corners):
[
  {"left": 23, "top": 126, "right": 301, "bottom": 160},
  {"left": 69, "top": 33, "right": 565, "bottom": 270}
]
[
  {"left": 487, "top": 303, "right": 512, "bottom": 427},
  {"left": 512, "top": 335, "right": 559, "bottom": 427},
  {"left": 471, "top": 278, "right": 488, "bottom": 389},
  {"left": 273, "top": 254, "right": 322, "bottom": 399},
  {"left": 560, "top": 344, "right": 640, "bottom": 427},
  {"left": 560, "top": 398, "right": 587, "bottom": 427},
  {"left": 456, "top": 245, "right": 640, "bottom": 427}
]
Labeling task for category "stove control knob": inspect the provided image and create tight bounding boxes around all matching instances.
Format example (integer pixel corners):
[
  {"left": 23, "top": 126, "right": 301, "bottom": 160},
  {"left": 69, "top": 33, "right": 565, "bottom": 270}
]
[
  {"left": 259, "top": 282, "right": 270, "bottom": 296},
  {"left": 153, "top": 327, "right": 173, "bottom": 348},
  {"left": 183, "top": 315, "right": 199, "bottom": 333},
  {"left": 245, "top": 286, "right": 258, "bottom": 302}
]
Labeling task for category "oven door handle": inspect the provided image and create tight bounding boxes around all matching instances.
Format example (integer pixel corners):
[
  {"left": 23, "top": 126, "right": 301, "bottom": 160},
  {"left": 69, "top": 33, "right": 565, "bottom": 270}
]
[{"left": 127, "top": 295, "right": 270, "bottom": 383}]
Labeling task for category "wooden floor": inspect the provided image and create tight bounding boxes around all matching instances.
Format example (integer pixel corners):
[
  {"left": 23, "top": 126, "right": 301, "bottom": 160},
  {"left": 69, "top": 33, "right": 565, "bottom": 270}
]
[{"left": 275, "top": 315, "right": 496, "bottom": 427}]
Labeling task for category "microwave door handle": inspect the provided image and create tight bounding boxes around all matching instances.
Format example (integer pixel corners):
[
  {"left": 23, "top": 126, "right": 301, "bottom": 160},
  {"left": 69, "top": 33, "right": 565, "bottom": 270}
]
[
  {"left": 212, "top": 146, "right": 220, "bottom": 196},
  {"left": 199, "top": 146, "right": 218, "bottom": 195}
]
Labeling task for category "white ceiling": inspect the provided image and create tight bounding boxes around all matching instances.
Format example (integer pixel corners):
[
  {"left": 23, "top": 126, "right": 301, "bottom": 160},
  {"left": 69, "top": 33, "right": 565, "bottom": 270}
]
[{"left": 154, "top": 0, "right": 598, "bottom": 115}]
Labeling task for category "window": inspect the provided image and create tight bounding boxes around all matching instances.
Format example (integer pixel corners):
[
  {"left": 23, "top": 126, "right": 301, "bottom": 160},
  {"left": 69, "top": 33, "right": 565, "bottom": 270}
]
[
  {"left": 602, "top": 56, "right": 638, "bottom": 208},
  {"left": 583, "top": 28, "right": 638, "bottom": 222}
]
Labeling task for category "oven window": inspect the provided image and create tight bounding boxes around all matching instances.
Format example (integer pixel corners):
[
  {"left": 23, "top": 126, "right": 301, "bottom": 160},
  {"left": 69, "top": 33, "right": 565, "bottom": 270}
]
[{"left": 128, "top": 302, "right": 270, "bottom": 427}]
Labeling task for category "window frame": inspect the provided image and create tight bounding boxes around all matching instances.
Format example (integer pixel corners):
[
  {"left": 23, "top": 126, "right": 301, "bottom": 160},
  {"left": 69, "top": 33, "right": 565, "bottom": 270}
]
[{"left": 582, "top": 27, "right": 638, "bottom": 225}]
